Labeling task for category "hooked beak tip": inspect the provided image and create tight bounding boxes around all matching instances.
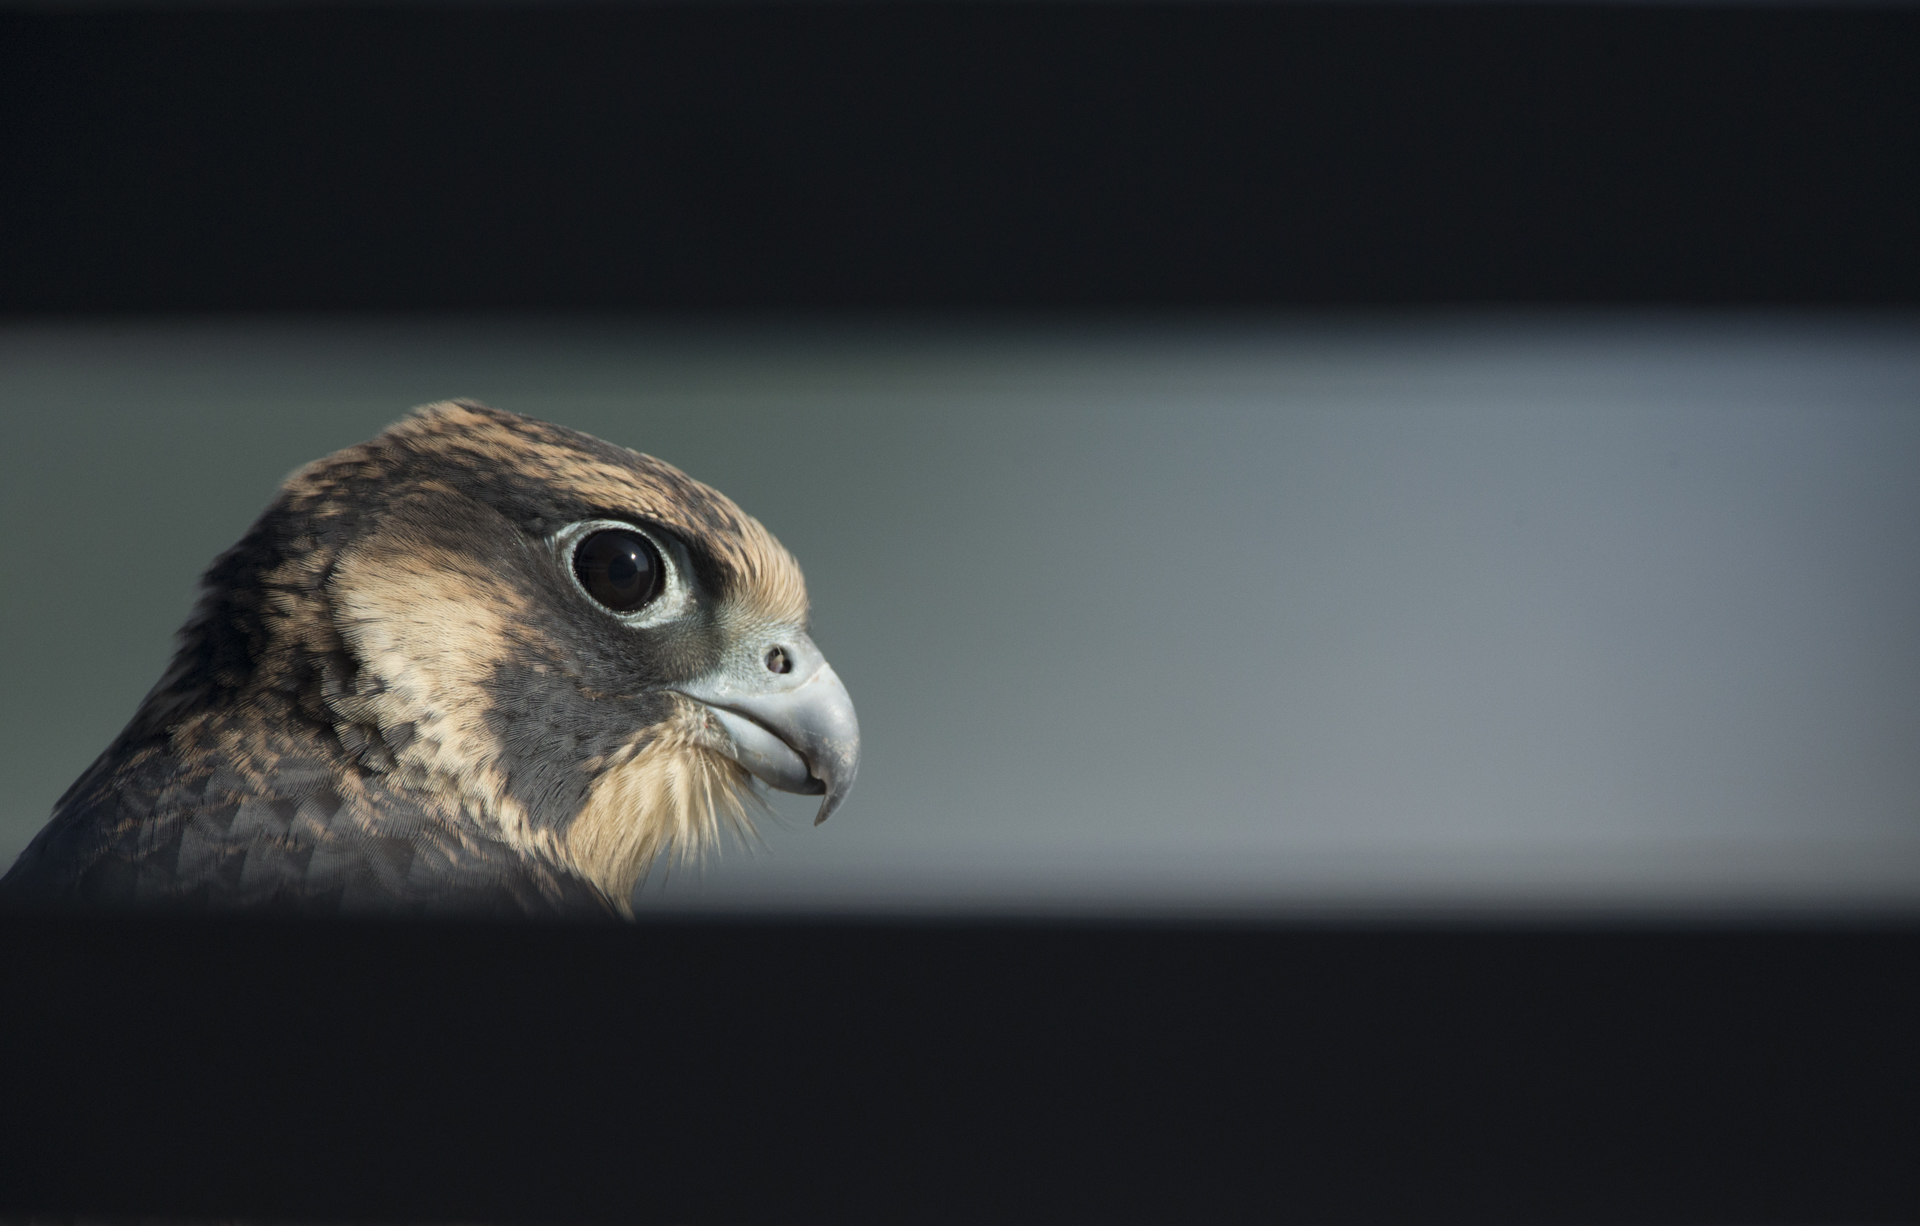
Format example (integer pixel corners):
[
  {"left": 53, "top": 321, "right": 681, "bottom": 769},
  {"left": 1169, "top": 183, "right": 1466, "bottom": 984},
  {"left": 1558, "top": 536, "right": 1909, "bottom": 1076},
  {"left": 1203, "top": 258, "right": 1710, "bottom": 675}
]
[
  {"left": 813, "top": 787, "right": 847, "bottom": 826},
  {"left": 680, "top": 652, "right": 859, "bottom": 826}
]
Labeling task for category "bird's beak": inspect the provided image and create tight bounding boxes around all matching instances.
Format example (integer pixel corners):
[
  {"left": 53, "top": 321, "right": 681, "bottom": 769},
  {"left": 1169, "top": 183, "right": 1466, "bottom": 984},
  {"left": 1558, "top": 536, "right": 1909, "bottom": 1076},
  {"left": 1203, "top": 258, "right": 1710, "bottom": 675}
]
[{"left": 672, "top": 634, "right": 860, "bottom": 825}]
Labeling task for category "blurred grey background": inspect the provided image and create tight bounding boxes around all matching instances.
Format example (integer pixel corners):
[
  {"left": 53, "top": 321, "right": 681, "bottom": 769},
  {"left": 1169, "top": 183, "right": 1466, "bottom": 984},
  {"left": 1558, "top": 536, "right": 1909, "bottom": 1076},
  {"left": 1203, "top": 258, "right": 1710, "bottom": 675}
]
[{"left": 3, "top": 313, "right": 1917, "bottom": 916}]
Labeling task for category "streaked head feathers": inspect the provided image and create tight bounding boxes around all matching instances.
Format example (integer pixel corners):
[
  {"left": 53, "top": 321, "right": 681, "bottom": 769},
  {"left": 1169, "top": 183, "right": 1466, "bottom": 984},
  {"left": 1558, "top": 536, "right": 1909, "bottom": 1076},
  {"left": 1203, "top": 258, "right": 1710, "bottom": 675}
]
[{"left": 6, "top": 401, "right": 856, "bottom": 917}]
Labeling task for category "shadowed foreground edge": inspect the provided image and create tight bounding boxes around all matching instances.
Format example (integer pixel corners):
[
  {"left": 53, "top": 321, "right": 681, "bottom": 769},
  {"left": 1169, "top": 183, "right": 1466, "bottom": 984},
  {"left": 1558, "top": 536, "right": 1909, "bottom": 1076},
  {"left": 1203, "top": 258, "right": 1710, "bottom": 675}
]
[{"left": 0, "top": 915, "right": 1914, "bottom": 1224}]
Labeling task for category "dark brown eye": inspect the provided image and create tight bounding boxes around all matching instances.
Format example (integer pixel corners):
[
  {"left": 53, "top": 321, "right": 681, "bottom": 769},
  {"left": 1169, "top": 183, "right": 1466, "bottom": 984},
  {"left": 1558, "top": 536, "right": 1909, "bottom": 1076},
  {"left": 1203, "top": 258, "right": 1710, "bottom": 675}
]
[
  {"left": 573, "top": 529, "right": 661, "bottom": 613},
  {"left": 766, "top": 646, "right": 791, "bottom": 674}
]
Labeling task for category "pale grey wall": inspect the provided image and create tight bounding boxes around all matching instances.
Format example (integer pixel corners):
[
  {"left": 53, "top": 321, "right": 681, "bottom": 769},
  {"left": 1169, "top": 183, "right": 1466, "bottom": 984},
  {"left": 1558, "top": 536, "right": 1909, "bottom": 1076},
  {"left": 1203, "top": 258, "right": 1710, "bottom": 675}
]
[{"left": 4, "top": 315, "right": 1918, "bottom": 916}]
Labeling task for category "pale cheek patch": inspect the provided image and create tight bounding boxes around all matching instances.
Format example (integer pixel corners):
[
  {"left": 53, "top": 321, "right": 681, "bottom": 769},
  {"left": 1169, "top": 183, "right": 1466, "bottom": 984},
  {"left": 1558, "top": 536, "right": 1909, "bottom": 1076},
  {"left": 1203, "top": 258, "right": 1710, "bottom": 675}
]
[
  {"left": 565, "top": 698, "right": 761, "bottom": 915},
  {"left": 326, "top": 528, "right": 563, "bottom": 861}
]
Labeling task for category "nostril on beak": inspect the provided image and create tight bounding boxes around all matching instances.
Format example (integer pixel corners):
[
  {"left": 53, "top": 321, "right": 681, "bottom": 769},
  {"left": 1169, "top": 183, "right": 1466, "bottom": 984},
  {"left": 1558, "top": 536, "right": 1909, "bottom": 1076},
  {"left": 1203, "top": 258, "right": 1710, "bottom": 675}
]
[{"left": 765, "top": 646, "right": 792, "bottom": 675}]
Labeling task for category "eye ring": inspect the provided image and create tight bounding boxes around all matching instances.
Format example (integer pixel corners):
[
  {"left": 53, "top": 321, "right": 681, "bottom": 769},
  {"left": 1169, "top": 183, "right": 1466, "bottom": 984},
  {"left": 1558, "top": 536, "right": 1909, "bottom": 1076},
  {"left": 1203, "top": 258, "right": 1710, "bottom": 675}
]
[
  {"left": 572, "top": 528, "right": 663, "bottom": 613},
  {"left": 554, "top": 518, "right": 693, "bottom": 628}
]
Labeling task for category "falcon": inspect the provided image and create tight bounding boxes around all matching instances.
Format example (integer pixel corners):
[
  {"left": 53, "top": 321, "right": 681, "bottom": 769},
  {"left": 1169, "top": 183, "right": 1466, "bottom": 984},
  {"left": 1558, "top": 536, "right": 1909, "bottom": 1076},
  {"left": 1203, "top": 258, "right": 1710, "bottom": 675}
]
[{"left": 1, "top": 402, "right": 859, "bottom": 918}]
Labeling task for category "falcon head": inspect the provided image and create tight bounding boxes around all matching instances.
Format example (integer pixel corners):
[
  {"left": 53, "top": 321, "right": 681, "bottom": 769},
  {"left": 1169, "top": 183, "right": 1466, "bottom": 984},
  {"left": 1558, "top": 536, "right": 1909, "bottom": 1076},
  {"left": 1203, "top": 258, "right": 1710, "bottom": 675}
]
[{"left": 158, "top": 401, "right": 859, "bottom": 911}]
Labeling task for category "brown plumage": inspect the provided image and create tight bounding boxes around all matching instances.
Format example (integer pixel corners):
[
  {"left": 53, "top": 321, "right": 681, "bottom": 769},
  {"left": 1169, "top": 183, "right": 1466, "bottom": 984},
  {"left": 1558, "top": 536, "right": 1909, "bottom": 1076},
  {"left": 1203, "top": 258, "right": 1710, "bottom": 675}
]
[{"left": 2, "top": 402, "right": 860, "bottom": 918}]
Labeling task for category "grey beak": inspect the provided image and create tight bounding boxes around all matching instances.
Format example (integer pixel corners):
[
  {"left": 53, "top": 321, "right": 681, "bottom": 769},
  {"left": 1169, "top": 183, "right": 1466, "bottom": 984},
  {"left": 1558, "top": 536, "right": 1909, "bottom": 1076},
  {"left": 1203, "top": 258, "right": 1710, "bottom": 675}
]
[{"left": 673, "top": 638, "right": 860, "bottom": 825}]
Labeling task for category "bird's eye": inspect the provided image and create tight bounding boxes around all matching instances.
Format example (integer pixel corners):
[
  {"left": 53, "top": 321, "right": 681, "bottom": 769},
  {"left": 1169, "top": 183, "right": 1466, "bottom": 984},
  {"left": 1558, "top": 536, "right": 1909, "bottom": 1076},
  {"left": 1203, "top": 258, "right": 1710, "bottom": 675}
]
[{"left": 573, "top": 529, "right": 662, "bottom": 613}]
